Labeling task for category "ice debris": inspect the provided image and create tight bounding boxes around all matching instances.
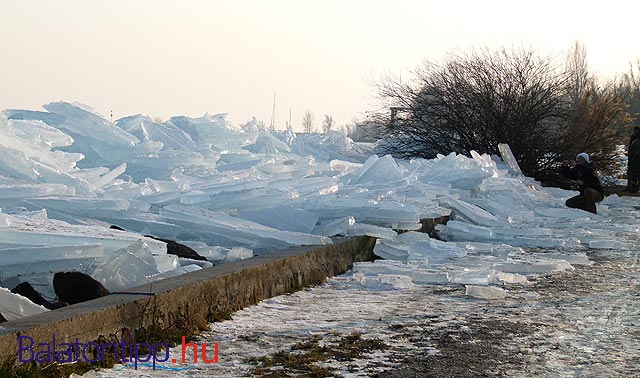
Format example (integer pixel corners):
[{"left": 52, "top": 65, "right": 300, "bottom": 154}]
[{"left": 0, "top": 102, "right": 634, "bottom": 320}]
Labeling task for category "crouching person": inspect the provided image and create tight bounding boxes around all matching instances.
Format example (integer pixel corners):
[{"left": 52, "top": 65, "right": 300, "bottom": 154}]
[{"left": 561, "top": 152, "right": 604, "bottom": 214}]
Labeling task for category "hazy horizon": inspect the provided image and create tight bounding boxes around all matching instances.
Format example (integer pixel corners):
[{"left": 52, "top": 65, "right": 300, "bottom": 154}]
[{"left": 2, "top": 0, "right": 639, "bottom": 131}]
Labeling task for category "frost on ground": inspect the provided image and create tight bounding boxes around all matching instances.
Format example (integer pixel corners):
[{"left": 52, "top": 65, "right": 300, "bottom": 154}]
[
  {"left": 211, "top": 247, "right": 638, "bottom": 377},
  {"left": 374, "top": 249, "right": 640, "bottom": 377},
  {"left": 95, "top": 243, "right": 640, "bottom": 377}
]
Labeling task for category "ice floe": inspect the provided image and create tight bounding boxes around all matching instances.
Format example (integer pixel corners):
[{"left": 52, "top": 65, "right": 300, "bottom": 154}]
[{"left": 0, "top": 102, "right": 638, "bottom": 320}]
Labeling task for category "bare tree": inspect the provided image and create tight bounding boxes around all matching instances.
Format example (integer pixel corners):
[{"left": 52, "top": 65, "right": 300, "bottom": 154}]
[
  {"left": 322, "top": 114, "right": 335, "bottom": 134},
  {"left": 619, "top": 59, "right": 640, "bottom": 126},
  {"left": 302, "top": 110, "right": 315, "bottom": 134},
  {"left": 566, "top": 41, "right": 590, "bottom": 104},
  {"left": 371, "top": 47, "right": 570, "bottom": 178},
  {"left": 563, "top": 89, "right": 631, "bottom": 175},
  {"left": 622, "top": 59, "right": 640, "bottom": 93},
  {"left": 370, "top": 46, "right": 631, "bottom": 179},
  {"left": 561, "top": 42, "right": 633, "bottom": 177}
]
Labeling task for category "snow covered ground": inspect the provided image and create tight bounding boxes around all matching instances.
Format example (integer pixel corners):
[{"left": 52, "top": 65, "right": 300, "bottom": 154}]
[{"left": 1, "top": 102, "right": 639, "bottom": 375}]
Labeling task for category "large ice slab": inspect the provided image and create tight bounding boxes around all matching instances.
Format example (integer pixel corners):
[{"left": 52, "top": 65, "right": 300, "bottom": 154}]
[
  {"left": 0, "top": 214, "right": 166, "bottom": 256},
  {"left": 437, "top": 197, "right": 501, "bottom": 226},
  {"left": 115, "top": 115, "right": 197, "bottom": 151},
  {"left": 91, "top": 240, "right": 162, "bottom": 291},
  {"left": 0, "top": 288, "right": 48, "bottom": 321},
  {"left": 26, "top": 197, "right": 130, "bottom": 215},
  {"left": 158, "top": 205, "right": 332, "bottom": 252},
  {"left": 236, "top": 206, "right": 319, "bottom": 233},
  {"left": 243, "top": 131, "right": 292, "bottom": 154},
  {"left": 415, "top": 152, "right": 495, "bottom": 190},
  {"left": 588, "top": 240, "right": 624, "bottom": 250},
  {"left": 437, "top": 220, "right": 578, "bottom": 248},
  {"left": 494, "top": 259, "right": 573, "bottom": 274},
  {"left": 450, "top": 269, "right": 496, "bottom": 285},
  {"left": 465, "top": 285, "right": 507, "bottom": 299},
  {"left": 0, "top": 257, "right": 97, "bottom": 278},
  {"left": 498, "top": 143, "right": 523, "bottom": 176},
  {"left": 312, "top": 217, "right": 397, "bottom": 239},
  {"left": 0, "top": 244, "right": 103, "bottom": 265},
  {"left": 348, "top": 155, "right": 405, "bottom": 185},
  {"left": 304, "top": 197, "right": 421, "bottom": 228},
  {"left": 43, "top": 102, "right": 138, "bottom": 146},
  {"left": 0, "top": 184, "right": 74, "bottom": 200}
]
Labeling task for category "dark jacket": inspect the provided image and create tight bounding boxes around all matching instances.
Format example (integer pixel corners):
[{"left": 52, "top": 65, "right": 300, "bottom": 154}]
[
  {"left": 629, "top": 133, "right": 640, "bottom": 170},
  {"left": 561, "top": 161, "right": 604, "bottom": 197}
]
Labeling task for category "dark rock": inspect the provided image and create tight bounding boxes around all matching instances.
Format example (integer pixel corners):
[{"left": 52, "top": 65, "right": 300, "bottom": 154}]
[
  {"left": 53, "top": 272, "right": 110, "bottom": 305},
  {"left": 144, "top": 236, "right": 207, "bottom": 261},
  {"left": 11, "top": 282, "right": 52, "bottom": 308},
  {"left": 0, "top": 312, "right": 6, "bottom": 323},
  {"left": 48, "top": 301, "right": 70, "bottom": 310},
  {"left": 110, "top": 225, "right": 126, "bottom": 231}
]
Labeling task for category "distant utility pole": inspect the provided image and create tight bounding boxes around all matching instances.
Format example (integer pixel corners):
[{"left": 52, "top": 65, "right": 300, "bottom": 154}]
[
  {"left": 269, "top": 92, "right": 276, "bottom": 130},
  {"left": 289, "top": 109, "right": 292, "bottom": 130},
  {"left": 390, "top": 107, "right": 407, "bottom": 126},
  {"left": 110, "top": 110, "right": 113, "bottom": 124}
]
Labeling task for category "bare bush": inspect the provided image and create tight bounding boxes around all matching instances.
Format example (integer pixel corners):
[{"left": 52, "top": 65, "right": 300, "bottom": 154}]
[
  {"left": 302, "top": 110, "right": 315, "bottom": 134},
  {"left": 562, "top": 88, "right": 632, "bottom": 177},
  {"left": 371, "top": 45, "right": 632, "bottom": 180},
  {"left": 556, "top": 42, "right": 631, "bottom": 178},
  {"left": 322, "top": 114, "right": 335, "bottom": 134},
  {"left": 619, "top": 59, "right": 640, "bottom": 125}
]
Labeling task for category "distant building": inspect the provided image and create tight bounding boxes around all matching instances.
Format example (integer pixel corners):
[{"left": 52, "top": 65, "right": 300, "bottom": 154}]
[{"left": 347, "top": 120, "right": 380, "bottom": 143}]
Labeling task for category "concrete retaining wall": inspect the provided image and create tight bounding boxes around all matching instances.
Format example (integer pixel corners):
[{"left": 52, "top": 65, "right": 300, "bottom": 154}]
[{"left": 0, "top": 236, "right": 376, "bottom": 358}]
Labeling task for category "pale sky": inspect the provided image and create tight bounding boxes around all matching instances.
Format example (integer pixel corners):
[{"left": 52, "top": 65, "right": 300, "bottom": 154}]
[{"left": 1, "top": 0, "right": 639, "bottom": 131}]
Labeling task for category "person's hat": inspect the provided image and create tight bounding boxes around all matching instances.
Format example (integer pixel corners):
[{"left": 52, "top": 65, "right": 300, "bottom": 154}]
[{"left": 576, "top": 152, "right": 590, "bottom": 163}]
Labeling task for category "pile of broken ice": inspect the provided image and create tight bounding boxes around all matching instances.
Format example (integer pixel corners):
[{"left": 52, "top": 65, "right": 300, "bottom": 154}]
[{"left": 1, "top": 102, "right": 638, "bottom": 319}]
